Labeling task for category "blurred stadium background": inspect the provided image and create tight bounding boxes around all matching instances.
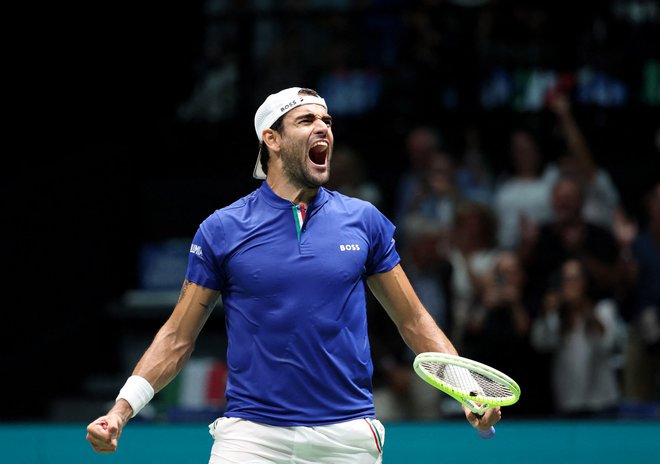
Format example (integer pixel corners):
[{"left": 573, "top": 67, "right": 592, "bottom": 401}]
[{"left": 2, "top": 0, "right": 659, "bottom": 460}]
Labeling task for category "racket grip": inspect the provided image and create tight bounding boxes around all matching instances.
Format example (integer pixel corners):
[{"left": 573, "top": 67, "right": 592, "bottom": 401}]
[{"left": 478, "top": 426, "right": 495, "bottom": 439}]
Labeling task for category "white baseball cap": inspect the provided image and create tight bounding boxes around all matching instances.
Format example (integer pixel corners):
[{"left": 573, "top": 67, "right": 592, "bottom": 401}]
[{"left": 253, "top": 87, "right": 327, "bottom": 179}]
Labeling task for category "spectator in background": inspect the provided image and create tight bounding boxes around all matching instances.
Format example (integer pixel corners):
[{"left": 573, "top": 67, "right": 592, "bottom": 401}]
[
  {"left": 392, "top": 125, "right": 443, "bottom": 234},
  {"left": 445, "top": 201, "right": 501, "bottom": 352},
  {"left": 547, "top": 92, "right": 622, "bottom": 231},
  {"left": 520, "top": 175, "right": 621, "bottom": 310},
  {"left": 492, "top": 128, "right": 555, "bottom": 250},
  {"left": 531, "top": 259, "right": 623, "bottom": 417},
  {"left": 461, "top": 251, "right": 541, "bottom": 416},
  {"left": 325, "top": 143, "right": 383, "bottom": 209},
  {"left": 455, "top": 125, "right": 495, "bottom": 206},
  {"left": 619, "top": 182, "right": 660, "bottom": 407},
  {"left": 462, "top": 251, "right": 531, "bottom": 370},
  {"left": 494, "top": 92, "right": 622, "bottom": 251}
]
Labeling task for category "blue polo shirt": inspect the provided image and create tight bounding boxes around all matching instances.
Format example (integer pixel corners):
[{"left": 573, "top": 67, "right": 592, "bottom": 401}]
[{"left": 185, "top": 181, "right": 400, "bottom": 426}]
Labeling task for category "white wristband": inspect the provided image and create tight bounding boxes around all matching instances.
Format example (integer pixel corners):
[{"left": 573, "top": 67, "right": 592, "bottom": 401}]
[{"left": 116, "top": 375, "right": 155, "bottom": 418}]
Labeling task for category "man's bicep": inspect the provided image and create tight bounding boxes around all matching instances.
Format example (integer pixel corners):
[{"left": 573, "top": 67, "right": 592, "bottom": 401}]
[
  {"left": 168, "top": 279, "right": 222, "bottom": 339},
  {"left": 178, "top": 278, "right": 221, "bottom": 311},
  {"left": 131, "top": 280, "right": 221, "bottom": 383}
]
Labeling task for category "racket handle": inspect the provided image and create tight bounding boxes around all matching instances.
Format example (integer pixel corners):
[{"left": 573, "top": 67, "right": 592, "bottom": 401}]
[{"left": 478, "top": 426, "right": 495, "bottom": 439}]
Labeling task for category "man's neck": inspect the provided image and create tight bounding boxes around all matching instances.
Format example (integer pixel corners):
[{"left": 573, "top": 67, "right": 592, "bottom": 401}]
[{"left": 266, "top": 175, "right": 319, "bottom": 205}]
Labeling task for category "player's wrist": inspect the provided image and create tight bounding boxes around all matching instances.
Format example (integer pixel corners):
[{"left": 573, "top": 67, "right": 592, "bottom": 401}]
[
  {"left": 116, "top": 375, "right": 154, "bottom": 418},
  {"left": 110, "top": 399, "right": 134, "bottom": 423}
]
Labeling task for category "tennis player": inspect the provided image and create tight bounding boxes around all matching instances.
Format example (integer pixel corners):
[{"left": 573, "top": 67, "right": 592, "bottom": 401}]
[{"left": 86, "top": 87, "right": 501, "bottom": 463}]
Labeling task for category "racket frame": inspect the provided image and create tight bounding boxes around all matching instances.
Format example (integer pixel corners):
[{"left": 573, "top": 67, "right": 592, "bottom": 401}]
[{"left": 413, "top": 352, "right": 521, "bottom": 415}]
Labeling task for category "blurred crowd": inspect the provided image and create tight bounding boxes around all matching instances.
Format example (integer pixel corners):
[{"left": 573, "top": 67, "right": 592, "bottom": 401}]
[
  {"left": 144, "top": 0, "right": 660, "bottom": 421},
  {"left": 327, "top": 93, "right": 660, "bottom": 420},
  {"left": 178, "top": 0, "right": 659, "bottom": 126}
]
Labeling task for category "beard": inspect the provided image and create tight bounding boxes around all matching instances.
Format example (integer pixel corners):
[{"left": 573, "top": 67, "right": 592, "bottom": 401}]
[{"left": 279, "top": 141, "right": 331, "bottom": 189}]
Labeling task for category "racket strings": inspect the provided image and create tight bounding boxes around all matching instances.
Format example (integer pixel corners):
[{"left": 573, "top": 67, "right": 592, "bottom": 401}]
[{"left": 421, "top": 361, "right": 515, "bottom": 400}]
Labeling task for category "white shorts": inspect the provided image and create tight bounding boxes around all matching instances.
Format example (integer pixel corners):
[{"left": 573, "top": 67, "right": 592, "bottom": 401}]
[{"left": 208, "top": 417, "right": 385, "bottom": 464}]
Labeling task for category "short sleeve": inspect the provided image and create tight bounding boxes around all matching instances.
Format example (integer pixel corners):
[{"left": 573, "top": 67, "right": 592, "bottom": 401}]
[
  {"left": 365, "top": 205, "right": 400, "bottom": 276},
  {"left": 185, "top": 218, "right": 225, "bottom": 291}
]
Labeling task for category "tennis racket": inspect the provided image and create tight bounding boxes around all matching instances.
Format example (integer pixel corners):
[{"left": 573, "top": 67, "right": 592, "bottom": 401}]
[{"left": 413, "top": 352, "right": 521, "bottom": 439}]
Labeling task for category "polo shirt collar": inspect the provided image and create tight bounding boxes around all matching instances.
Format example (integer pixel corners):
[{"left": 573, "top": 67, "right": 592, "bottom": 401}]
[{"left": 258, "top": 181, "right": 329, "bottom": 212}]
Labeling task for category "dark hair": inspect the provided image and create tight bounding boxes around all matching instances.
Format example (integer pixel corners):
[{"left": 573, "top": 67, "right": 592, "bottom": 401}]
[
  {"left": 453, "top": 200, "right": 499, "bottom": 249},
  {"left": 552, "top": 173, "right": 586, "bottom": 204},
  {"left": 258, "top": 88, "right": 322, "bottom": 176},
  {"left": 557, "top": 258, "right": 599, "bottom": 333}
]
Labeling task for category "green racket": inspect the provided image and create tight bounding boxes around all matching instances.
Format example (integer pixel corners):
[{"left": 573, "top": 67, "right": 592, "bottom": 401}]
[{"left": 413, "top": 352, "right": 521, "bottom": 439}]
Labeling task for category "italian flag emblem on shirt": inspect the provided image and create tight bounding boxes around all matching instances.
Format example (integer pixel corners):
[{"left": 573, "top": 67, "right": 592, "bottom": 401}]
[{"left": 293, "top": 204, "right": 306, "bottom": 240}]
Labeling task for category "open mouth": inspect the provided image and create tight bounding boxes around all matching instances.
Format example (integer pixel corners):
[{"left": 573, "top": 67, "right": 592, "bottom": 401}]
[{"left": 308, "top": 141, "right": 329, "bottom": 166}]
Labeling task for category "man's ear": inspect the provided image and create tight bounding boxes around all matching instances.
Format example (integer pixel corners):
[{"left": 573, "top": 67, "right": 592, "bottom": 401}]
[{"left": 263, "top": 129, "right": 280, "bottom": 153}]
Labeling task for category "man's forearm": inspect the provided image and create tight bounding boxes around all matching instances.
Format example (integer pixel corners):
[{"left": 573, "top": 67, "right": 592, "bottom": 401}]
[
  {"left": 132, "top": 323, "right": 196, "bottom": 393},
  {"left": 399, "top": 310, "right": 459, "bottom": 356}
]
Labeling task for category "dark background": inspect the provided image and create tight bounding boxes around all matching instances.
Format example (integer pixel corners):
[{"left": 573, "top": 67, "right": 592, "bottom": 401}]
[{"left": 3, "top": 0, "right": 659, "bottom": 420}]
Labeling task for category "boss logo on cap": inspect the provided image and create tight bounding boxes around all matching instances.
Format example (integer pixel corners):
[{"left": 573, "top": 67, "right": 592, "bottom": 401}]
[{"left": 280, "top": 98, "right": 304, "bottom": 113}]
